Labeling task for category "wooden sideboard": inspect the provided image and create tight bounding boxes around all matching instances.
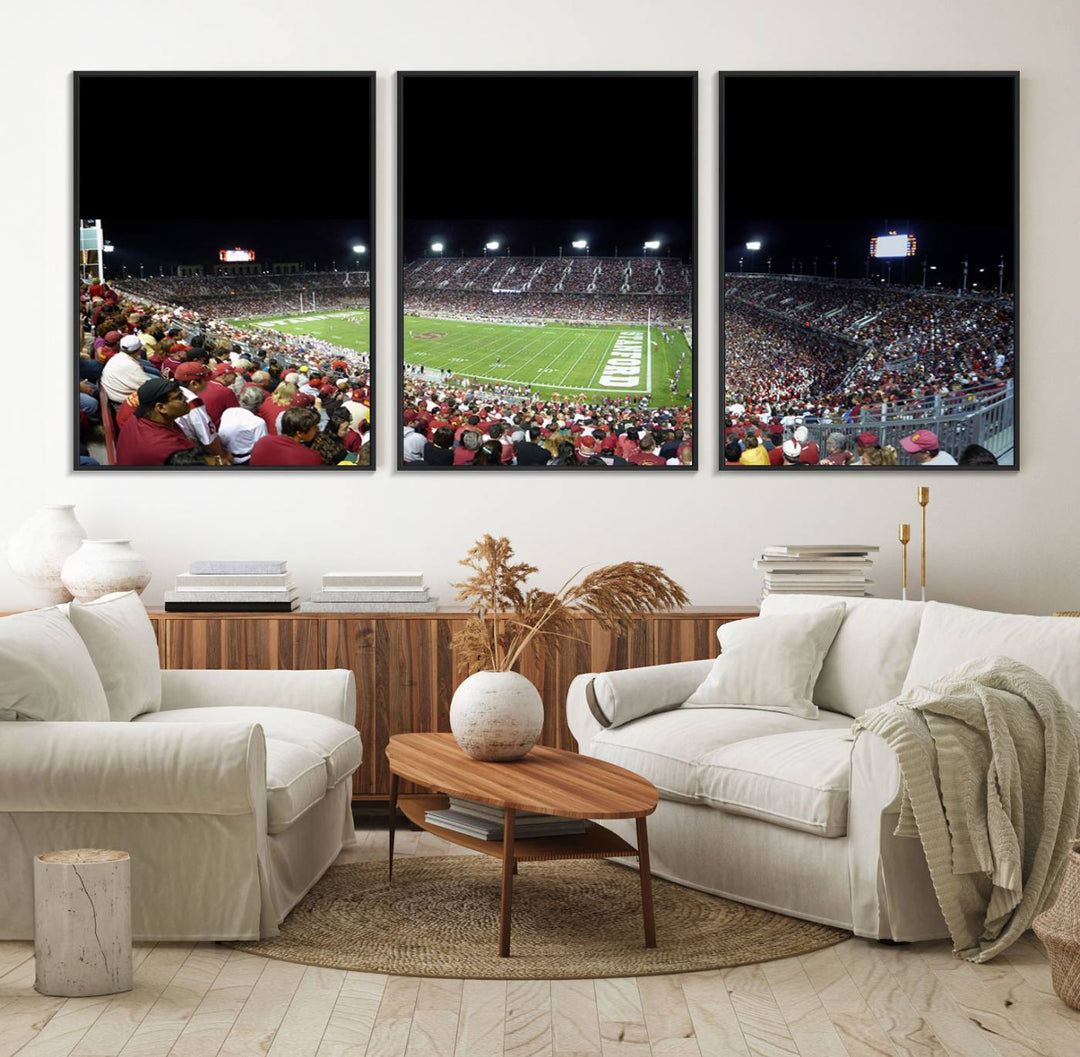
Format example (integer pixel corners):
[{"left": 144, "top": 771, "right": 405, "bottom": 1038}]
[{"left": 149, "top": 608, "right": 758, "bottom": 798}]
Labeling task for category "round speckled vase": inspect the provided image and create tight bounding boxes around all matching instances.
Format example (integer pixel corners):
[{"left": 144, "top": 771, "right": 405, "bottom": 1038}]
[
  {"left": 60, "top": 540, "right": 152, "bottom": 603},
  {"left": 449, "top": 671, "right": 544, "bottom": 761},
  {"left": 5, "top": 504, "right": 87, "bottom": 605}
]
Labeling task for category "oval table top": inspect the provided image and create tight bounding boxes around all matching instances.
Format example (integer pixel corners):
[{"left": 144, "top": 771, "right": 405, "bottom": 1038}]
[{"left": 386, "top": 733, "right": 657, "bottom": 819}]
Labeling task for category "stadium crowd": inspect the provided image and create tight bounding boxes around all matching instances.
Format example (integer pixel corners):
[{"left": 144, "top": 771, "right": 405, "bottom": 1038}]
[
  {"left": 401, "top": 375, "right": 693, "bottom": 468},
  {"left": 404, "top": 290, "right": 688, "bottom": 326},
  {"left": 119, "top": 271, "right": 370, "bottom": 319},
  {"left": 723, "top": 275, "right": 1014, "bottom": 466},
  {"left": 78, "top": 277, "right": 371, "bottom": 468}
]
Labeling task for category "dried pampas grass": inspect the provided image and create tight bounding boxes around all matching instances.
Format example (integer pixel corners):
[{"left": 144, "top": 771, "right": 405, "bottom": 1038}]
[{"left": 453, "top": 535, "right": 688, "bottom": 673}]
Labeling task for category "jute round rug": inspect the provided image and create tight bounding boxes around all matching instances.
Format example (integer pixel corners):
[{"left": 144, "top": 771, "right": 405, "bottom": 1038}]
[{"left": 231, "top": 856, "right": 849, "bottom": 979}]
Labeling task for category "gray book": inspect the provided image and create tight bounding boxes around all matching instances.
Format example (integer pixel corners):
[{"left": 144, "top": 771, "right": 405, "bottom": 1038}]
[
  {"left": 176, "top": 573, "right": 294, "bottom": 589},
  {"left": 309, "top": 588, "right": 429, "bottom": 603},
  {"left": 321, "top": 571, "right": 424, "bottom": 588},
  {"left": 166, "top": 588, "right": 300, "bottom": 603},
  {"left": 423, "top": 808, "right": 588, "bottom": 841},
  {"left": 299, "top": 600, "right": 438, "bottom": 613},
  {"left": 190, "top": 560, "right": 288, "bottom": 575}
]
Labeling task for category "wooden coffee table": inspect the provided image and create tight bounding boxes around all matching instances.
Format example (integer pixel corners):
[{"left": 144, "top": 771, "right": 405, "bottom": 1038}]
[{"left": 386, "top": 732, "right": 659, "bottom": 957}]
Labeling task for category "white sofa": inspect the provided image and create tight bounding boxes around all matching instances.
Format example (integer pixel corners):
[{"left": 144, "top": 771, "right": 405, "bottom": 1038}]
[
  {"left": 0, "top": 593, "right": 362, "bottom": 942},
  {"left": 567, "top": 596, "right": 1080, "bottom": 941}
]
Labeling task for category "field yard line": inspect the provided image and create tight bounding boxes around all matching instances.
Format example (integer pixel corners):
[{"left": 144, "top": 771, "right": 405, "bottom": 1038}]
[
  {"left": 557, "top": 329, "right": 607, "bottom": 388},
  {"left": 511, "top": 331, "right": 578, "bottom": 379},
  {"left": 461, "top": 372, "right": 648, "bottom": 395},
  {"left": 646, "top": 330, "right": 652, "bottom": 392},
  {"left": 584, "top": 329, "right": 628, "bottom": 390}
]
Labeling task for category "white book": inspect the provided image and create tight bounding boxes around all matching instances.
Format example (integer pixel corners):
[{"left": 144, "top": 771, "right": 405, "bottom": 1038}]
[
  {"left": 762, "top": 545, "right": 879, "bottom": 556},
  {"left": 190, "top": 560, "right": 288, "bottom": 575},
  {"left": 754, "top": 561, "right": 872, "bottom": 572},
  {"left": 322, "top": 571, "right": 424, "bottom": 588},
  {"left": 424, "top": 808, "right": 588, "bottom": 841},
  {"left": 165, "top": 588, "right": 299, "bottom": 603},
  {"left": 309, "top": 588, "right": 430, "bottom": 603},
  {"left": 176, "top": 573, "right": 293, "bottom": 588}
]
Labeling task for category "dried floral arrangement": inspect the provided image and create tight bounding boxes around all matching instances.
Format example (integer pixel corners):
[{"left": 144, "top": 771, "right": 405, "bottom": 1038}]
[{"left": 453, "top": 535, "right": 689, "bottom": 673}]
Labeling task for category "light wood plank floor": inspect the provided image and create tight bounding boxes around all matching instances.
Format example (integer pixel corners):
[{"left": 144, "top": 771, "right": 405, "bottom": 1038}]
[{"left": 3, "top": 825, "right": 1079, "bottom": 1057}]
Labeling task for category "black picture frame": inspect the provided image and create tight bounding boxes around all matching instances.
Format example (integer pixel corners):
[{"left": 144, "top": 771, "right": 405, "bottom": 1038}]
[
  {"left": 719, "top": 70, "right": 1020, "bottom": 472},
  {"left": 397, "top": 70, "right": 698, "bottom": 471},
  {"left": 73, "top": 70, "right": 376, "bottom": 471}
]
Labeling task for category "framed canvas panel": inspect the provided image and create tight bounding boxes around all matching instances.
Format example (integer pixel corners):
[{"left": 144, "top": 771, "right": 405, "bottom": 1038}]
[
  {"left": 398, "top": 71, "right": 697, "bottom": 470},
  {"left": 75, "top": 72, "right": 375, "bottom": 470},
  {"left": 720, "top": 72, "right": 1019, "bottom": 471}
]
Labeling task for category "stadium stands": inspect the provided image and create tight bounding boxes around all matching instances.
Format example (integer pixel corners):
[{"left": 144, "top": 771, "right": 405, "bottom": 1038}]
[{"left": 723, "top": 273, "right": 1015, "bottom": 465}]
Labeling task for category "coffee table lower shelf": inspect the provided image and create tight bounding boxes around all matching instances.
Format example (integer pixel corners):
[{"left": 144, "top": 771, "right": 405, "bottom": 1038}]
[
  {"left": 398, "top": 795, "right": 638, "bottom": 860},
  {"left": 391, "top": 793, "right": 656, "bottom": 957}
]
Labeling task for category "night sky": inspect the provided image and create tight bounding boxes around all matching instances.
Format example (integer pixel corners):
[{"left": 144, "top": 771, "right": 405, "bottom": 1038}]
[
  {"left": 77, "top": 73, "right": 372, "bottom": 272},
  {"left": 400, "top": 73, "right": 696, "bottom": 261},
  {"left": 722, "top": 74, "right": 1017, "bottom": 289}
]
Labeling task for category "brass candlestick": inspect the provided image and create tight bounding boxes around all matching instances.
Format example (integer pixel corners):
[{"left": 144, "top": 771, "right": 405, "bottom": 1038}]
[
  {"left": 898, "top": 523, "right": 911, "bottom": 601},
  {"left": 917, "top": 486, "right": 930, "bottom": 602}
]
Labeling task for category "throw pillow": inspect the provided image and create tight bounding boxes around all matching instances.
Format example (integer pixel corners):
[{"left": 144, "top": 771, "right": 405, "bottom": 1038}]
[
  {"left": 0, "top": 607, "right": 110, "bottom": 721},
  {"left": 683, "top": 605, "right": 845, "bottom": 718},
  {"left": 68, "top": 591, "right": 162, "bottom": 721}
]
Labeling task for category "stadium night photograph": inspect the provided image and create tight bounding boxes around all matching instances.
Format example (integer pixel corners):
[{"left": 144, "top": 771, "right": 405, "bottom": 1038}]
[
  {"left": 721, "top": 72, "right": 1018, "bottom": 470},
  {"left": 75, "top": 72, "right": 374, "bottom": 470},
  {"left": 398, "top": 72, "right": 697, "bottom": 469}
]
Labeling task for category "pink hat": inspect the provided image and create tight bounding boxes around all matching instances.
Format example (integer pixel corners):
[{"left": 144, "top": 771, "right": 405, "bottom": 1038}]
[{"left": 900, "top": 430, "right": 939, "bottom": 453}]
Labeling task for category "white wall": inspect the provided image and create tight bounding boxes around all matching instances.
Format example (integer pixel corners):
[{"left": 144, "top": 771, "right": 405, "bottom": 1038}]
[{"left": 2, "top": 0, "right": 1077, "bottom": 615}]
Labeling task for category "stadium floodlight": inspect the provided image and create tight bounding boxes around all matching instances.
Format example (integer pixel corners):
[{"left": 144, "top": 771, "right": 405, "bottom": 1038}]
[
  {"left": 485, "top": 241, "right": 500, "bottom": 251},
  {"left": 643, "top": 240, "right": 661, "bottom": 250},
  {"left": 571, "top": 239, "right": 588, "bottom": 250},
  {"left": 103, "top": 243, "right": 115, "bottom": 253},
  {"left": 745, "top": 240, "right": 762, "bottom": 251},
  {"left": 352, "top": 244, "right": 366, "bottom": 254},
  {"left": 430, "top": 242, "right": 444, "bottom": 253}
]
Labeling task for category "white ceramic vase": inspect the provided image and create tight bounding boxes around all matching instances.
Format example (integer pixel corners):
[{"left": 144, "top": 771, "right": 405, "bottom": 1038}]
[
  {"left": 6, "top": 505, "right": 88, "bottom": 605},
  {"left": 61, "top": 540, "right": 152, "bottom": 603},
  {"left": 449, "top": 670, "right": 544, "bottom": 762}
]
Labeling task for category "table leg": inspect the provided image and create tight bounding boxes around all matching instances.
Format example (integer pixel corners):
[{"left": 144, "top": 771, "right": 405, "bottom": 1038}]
[
  {"left": 499, "top": 808, "right": 515, "bottom": 957},
  {"left": 388, "top": 772, "right": 399, "bottom": 884},
  {"left": 636, "top": 815, "right": 656, "bottom": 948}
]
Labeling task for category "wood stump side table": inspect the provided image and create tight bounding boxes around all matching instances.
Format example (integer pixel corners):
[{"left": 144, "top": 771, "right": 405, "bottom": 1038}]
[
  {"left": 34, "top": 849, "right": 133, "bottom": 997},
  {"left": 386, "top": 733, "right": 659, "bottom": 958}
]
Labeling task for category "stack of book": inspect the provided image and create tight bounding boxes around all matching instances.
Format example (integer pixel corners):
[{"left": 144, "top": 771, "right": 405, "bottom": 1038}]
[
  {"left": 424, "top": 797, "right": 589, "bottom": 841},
  {"left": 753, "top": 544, "right": 878, "bottom": 598},
  {"left": 299, "top": 571, "right": 437, "bottom": 613},
  {"left": 164, "top": 561, "right": 298, "bottom": 612}
]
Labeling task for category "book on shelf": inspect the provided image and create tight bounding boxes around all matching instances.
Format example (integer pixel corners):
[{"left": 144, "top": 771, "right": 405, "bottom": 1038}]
[
  {"left": 761, "top": 545, "right": 879, "bottom": 556},
  {"left": 309, "top": 588, "right": 430, "bottom": 603},
  {"left": 423, "top": 807, "right": 588, "bottom": 841},
  {"left": 163, "top": 600, "right": 300, "bottom": 613},
  {"left": 298, "top": 600, "right": 438, "bottom": 613},
  {"left": 165, "top": 589, "right": 299, "bottom": 603},
  {"left": 447, "top": 797, "right": 573, "bottom": 824},
  {"left": 176, "top": 573, "right": 293, "bottom": 589},
  {"left": 754, "top": 560, "right": 872, "bottom": 572},
  {"left": 322, "top": 571, "right": 424, "bottom": 589},
  {"left": 189, "top": 560, "right": 288, "bottom": 575}
]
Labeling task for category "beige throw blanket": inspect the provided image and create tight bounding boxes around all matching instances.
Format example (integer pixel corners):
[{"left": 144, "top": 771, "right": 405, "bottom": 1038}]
[{"left": 855, "top": 656, "right": 1080, "bottom": 962}]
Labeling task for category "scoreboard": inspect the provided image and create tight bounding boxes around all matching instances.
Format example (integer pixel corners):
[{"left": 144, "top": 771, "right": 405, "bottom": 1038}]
[
  {"left": 219, "top": 248, "right": 256, "bottom": 262},
  {"left": 870, "top": 232, "right": 917, "bottom": 259}
]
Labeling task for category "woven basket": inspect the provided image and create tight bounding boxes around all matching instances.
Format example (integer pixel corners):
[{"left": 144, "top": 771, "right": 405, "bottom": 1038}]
[{"left": 1034, "top": 848, "right": 1080, "bottom": 1009}]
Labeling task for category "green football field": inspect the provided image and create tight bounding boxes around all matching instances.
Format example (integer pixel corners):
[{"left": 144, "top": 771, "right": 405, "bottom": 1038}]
[
  {"left": 404, "top": 316, "right": 691, "bottom": 406},
  {"left": 229, "top": 309, "right": 369, "bottom": 356}
]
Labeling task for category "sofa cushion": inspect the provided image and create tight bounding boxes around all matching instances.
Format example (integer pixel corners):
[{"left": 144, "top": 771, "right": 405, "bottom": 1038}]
[
  {"left": 265, "top": 739, "right": 328, "bottom": 834},
  {"left": 588, "top": 659, "right": 715, "bottom": 728},
  {"left": 760, "top": 594, "right": 925, "bottom": 717},
  {"left": 589, "top": 706, "right": 852, "bottom": 804},
  {"left": 903, "top": 602, "right": 1080, "bottom": 712},
  {"left": 67, "top": 591, "right": 162, "bottom": 721},
  {"left": 136, "top": 705, "right": 362, "bottom": 787},
  {"left": 698, "top": 729, "right": 854, "bottom": 837},
  {"left": 684, "top": 605, "right": 845, "bottom": 719},
  {"left": 0, "top": 607, "right": 110, "bottom": 722}
]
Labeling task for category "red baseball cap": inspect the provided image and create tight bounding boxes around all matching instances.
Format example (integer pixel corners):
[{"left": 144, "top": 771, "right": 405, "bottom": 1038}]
[
  {"left": 855, "top": 431, "right": 880, "bottom": 447},
  {"left": 212, "top": 363, "right": 236, "bottom": 378},
  {"left": 174, "top": 362, "right": 210, "bottom": 382},
  {"left": 104, "top": 330, "right": 122, "bottom": 345},
  {"left": 900, "top": 430, "right": 939, "bottom": 453}
]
